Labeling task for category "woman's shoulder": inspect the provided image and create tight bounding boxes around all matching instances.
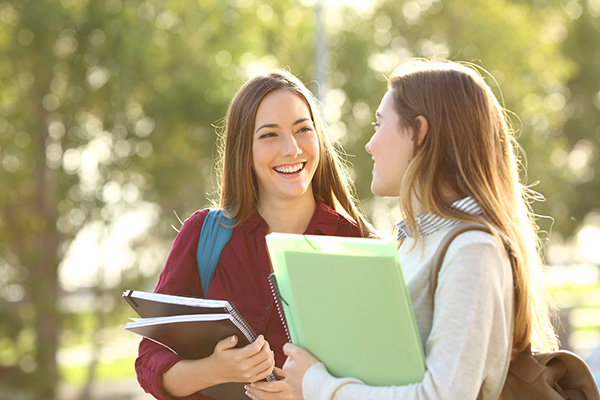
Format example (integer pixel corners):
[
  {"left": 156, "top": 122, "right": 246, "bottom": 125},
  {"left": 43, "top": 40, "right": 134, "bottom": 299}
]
[
  {"left": 177, "top": 208, "right": 221, "bottom": 236},
  {"left": 424, "top": 223, "right": 501, "bottom": 249},
  {"left": 174, "top": 208, "right": 206, "bottom": 230},
  {"left": 435, "top": 226, "right": 511, "bottom": 281},
  {"left": 184, "top": 208, "right": 210, "bottom": 224},
  {"left": 444, "top": 227, "right": 504, "bottom": 253}
]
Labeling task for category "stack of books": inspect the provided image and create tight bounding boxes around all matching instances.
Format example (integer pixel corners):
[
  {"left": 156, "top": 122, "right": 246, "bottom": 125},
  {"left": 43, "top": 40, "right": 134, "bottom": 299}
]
[{"left": 122, "top": 290, "right": 276, "bottom": 399}]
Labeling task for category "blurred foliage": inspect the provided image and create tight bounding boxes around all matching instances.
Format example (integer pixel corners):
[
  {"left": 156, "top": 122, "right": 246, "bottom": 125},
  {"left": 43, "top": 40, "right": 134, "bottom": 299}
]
[
  {"left": 0, "top": 0, "right": 314, "bottom": 398},
  {"left": 0, "top": 0, "right": 598, "bottom": 399},
  {"left": 556, "top": 1, "right": 600, "bottom": 236},
  {"left": 61, "top": 356, "right": 137, "bottom": 384},
  {"left": 329, "top": 0, "right": 583, "bottom": 239}
]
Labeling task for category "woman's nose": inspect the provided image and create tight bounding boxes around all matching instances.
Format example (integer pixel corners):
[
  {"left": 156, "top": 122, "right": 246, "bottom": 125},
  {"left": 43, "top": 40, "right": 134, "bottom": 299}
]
[
  {"left": 365, "top": 139, "right": 372, "bottom": 155},
  {"left": 282, "top": 134, "right": 301, "bottom": 156}
]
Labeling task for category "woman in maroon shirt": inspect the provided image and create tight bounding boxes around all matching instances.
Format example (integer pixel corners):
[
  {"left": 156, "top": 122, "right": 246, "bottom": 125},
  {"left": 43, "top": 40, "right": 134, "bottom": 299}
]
[{"left": 135, "top": 70, "right": 374, "bottom": 399}]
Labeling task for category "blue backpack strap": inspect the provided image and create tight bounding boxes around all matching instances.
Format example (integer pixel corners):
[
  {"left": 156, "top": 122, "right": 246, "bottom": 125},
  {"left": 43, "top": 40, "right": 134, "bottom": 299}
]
[{"left": 196, "top": 209, "right": 235, "bottom": 297}]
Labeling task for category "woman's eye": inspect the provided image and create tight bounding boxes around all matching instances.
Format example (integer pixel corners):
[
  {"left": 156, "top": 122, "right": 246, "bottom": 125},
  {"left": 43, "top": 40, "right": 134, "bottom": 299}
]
[
  {"left": 296, "top": 126, "right": 313, "bottom": 134},
  {"left": 259, "top": 132, "right": 277, "bottom": 139}
]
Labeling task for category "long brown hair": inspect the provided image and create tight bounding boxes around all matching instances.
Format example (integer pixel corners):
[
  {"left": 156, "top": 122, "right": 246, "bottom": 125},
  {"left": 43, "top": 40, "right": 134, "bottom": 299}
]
[
  {"left": 389, "top": 59, "right": 557, "bottom": 352},
  {"left": 217, "top": 70, "right": 374, "bottom": 237}
]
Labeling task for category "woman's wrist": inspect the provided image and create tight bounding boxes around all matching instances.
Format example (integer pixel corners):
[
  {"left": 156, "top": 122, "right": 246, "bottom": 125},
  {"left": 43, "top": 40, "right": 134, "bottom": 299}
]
[
  {"left": 203, "top": 351, "right": 229, "bottom": 385},
  {"left": 163, "top": 357, "right": 224, "bottom": 396}
]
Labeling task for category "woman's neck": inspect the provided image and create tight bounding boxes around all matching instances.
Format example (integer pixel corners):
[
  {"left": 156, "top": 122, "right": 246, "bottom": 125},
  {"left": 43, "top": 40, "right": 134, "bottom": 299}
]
[
  {"left": 257, "top": 192, "right": 317, "bottom": 234},
  {"left": 409, "top": 185, "right": 462, "bottom": 215}
]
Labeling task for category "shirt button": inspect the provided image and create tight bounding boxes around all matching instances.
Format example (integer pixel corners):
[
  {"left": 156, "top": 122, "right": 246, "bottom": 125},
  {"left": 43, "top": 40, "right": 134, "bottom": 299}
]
[{"left": 265, "top": 304, "right": 271, "bottom": 311}]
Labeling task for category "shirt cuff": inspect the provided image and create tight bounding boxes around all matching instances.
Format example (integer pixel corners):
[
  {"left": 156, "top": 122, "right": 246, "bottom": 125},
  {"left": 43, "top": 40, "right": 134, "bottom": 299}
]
[
  {"left": 302, "top": 363, "right": 363, "bottom": 400},
  {"left": 136, "top": 342, "right": 184, "bottom": 400}
]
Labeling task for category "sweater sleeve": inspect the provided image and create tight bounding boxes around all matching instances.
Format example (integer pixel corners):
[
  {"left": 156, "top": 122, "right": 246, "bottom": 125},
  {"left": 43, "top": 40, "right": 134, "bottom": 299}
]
[
  {"left": 302, "top": 232, "right": 513, "bottom": 400},
  {"left": 134, "top": 209, "right": 210, "bottom": 400}
]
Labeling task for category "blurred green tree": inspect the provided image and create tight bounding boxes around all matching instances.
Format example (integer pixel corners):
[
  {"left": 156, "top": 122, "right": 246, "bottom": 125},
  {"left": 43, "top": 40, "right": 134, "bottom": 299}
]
[
  {"left": 325, "top": 0, "right": 578, "bottom": 241},
  {"left": 0, "top": 0, "right": 313, "bottom": 398},
  {"left": 1, "top": 0, "right": 598, "bottom": 398},
  {"left": 555, "top": 1, "right": 600, "bottom": 237}
]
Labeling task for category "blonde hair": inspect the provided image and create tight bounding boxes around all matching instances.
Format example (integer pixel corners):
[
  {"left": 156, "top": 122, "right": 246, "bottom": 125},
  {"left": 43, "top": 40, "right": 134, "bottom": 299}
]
[
  {"left": 389, "top": 59, "right": 557, "bottom": 352},
  {"left": 217, "top": 70, "right": 374, "bottom": 237}
]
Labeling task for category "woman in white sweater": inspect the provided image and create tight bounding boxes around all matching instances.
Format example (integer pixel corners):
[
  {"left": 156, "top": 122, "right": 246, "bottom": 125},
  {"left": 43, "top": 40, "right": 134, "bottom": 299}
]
[{"left": 246, "top": 59, "right": 558, "bottom": 400}]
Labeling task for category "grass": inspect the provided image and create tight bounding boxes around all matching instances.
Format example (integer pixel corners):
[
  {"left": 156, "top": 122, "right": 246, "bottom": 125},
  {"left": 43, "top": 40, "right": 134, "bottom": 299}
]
[{"left": 61, "top": 356, "right": 137, "bottom": 384}]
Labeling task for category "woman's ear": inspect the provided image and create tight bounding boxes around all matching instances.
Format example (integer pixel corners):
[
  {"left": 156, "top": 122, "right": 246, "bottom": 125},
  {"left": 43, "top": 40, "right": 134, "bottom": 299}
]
[{"left": 415, "top": 115, "right": 429, "bottom": 147}]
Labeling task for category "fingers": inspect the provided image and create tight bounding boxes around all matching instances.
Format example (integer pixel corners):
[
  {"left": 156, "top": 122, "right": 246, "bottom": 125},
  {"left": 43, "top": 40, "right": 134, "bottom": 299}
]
[
  {"left": 282, "top": 357, "right": 294, "bottom": 377},
  {"left": 215, "top": 334, "right": 238, "bottom": 352},
  {"left": 283, "top": 343, "right": 318, "bottom": 365},
  {"left": 245, "top": 380, "right": 288, "bottom": 392},
  {"left": 274, "top": 366, "right": 286, "bottom": 378},
  {"left": 245, "top": 346, "right": 275, "bottom": 383},
  {"left": 237, "top": 334, "right": 266, "bottom": 359},
  {"left": 216, "top": 334, "right": 267, "bottom": 362},
  {"left": 283, "top": 342, "right": 299, "bottom": 357},
  {"left": 249, "top": 354, "right": 276, "bottom": 382},
  {"left": 234, "top": 337, "right": 275, "bottom": 382},
  {"left": 245, "top": 339, "right": 271, "bottom": 367},
  {"left": 244, "top": 380, "right": 292, "bottom": 400},
  {"left": 212, "top": 334, "right": 276, "bottom": 383}
]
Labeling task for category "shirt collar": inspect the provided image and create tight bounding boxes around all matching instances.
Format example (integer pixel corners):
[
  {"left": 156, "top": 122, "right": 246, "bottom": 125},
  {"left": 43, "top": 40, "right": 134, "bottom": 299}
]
[
  {"left": 395, "top": 196, "right": 483, "bottom": 241},
  {"left": 242, "top": 208, "right": 266, "bottom": 234},
  {"left": 304, "top": 199, "right": 344, "bottom": 236},
  {"left": 242, "top": 197, "right": 342, "bottom": 236}
]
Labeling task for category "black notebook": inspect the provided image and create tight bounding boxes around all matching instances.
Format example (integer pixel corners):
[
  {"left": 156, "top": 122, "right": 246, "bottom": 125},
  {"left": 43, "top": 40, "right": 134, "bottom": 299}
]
[{"left": 122, "top": 290, "right": 277, "bottom": 400}]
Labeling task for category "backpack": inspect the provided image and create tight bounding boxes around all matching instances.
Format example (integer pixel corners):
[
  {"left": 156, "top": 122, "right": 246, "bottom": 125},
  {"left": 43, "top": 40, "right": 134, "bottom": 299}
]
[
  {"left": 195, "top": 209, "right": 235, "bottom": 297},
  {"left": 431, "top": 222, "right": 600, "bottom": 400}
]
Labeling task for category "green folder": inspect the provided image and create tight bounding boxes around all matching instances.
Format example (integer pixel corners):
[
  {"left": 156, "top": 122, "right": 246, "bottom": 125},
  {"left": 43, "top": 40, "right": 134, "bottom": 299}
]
[{"left": 266, "top": 233, "right": 426, "bottom": 386}]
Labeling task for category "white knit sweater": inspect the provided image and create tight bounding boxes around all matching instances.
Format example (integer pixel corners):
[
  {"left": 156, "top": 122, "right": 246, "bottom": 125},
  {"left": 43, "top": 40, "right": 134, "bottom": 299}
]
[{"left": 302, "top": 227, "right": 514, "bottom": 400}]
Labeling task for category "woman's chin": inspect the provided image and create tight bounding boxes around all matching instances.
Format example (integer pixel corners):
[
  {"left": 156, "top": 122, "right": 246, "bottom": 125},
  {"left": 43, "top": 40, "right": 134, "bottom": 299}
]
[
  {"left": 370, "top": 185, "right": 398, "bottom": 198},
  {"left": 278, "top": 185, "right": 314, "bottom": 201}
]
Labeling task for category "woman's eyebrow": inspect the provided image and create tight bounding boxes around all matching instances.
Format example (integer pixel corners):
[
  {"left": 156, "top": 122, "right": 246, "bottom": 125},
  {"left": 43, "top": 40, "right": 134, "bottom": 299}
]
[
  {"left": 255, "top": 118, "right": 312, "bottom": 133},
  {"left": 293, "top": 118, "right": 311, "bottom": 125},
  {"left": 255, "top": 123, "right": 279, "bottom": 133}
]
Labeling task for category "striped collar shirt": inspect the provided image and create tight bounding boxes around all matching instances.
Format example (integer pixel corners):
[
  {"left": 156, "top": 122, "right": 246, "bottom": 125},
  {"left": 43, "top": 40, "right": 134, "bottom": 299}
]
[{"left": 395, "top": 196, "right": 483, "bottom": 241}]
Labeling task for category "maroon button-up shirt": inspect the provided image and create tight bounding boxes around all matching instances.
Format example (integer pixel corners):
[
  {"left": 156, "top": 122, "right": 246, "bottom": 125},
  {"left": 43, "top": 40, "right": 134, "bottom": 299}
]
[{"left": 135, "top": 201, "right": 362, "bottom": 399}]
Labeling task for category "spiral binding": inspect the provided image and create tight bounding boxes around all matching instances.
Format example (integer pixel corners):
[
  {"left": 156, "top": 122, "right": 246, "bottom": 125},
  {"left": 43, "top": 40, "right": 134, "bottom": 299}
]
[
  {"left": 268, "top": 273, "right": 291, "bottom": 343},
  {"left": 226, "top": 303, "right": 256, "bottom": 343},
  {"left": 227, "top": 302, "right": 278, "bottom": 382}
]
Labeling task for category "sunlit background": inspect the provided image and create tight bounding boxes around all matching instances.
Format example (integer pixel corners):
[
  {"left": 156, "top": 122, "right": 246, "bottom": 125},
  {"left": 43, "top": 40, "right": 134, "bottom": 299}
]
[{"left": 1, "top": 0, "right": 599, "bottom": 398}]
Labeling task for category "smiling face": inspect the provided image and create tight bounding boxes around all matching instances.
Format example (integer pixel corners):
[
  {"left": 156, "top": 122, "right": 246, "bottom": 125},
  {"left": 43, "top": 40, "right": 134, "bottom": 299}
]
[
  {"left": 365, "top": 89, "right": 414, "bottom": 198},
  {"left": 252, "top": 89, "right": 320, "bottom": 204}
]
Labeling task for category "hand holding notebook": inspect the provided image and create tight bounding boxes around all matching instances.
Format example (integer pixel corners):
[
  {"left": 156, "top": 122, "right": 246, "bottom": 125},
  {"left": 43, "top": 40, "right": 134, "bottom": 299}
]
[
  {"left": 122, "top": 290, "right": 277, "bottom": 399},
  {"left": 208, "top": 332, "right": 275, "bottom": 383}
]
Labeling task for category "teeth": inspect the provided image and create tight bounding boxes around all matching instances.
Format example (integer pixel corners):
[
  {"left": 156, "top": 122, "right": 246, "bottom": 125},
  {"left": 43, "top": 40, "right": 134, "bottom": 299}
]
[{"left": 274, "top": 163, "right": 304, "bottom": 174}]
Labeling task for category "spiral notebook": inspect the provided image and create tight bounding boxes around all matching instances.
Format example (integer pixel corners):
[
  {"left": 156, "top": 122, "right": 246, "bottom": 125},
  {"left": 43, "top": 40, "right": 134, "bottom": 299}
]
[
  {"left": 122, "top": 290, "right": 276, "bottom": 399},
  {"left": 266, "top": 233, "right": 426, "bottom": 386}
]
